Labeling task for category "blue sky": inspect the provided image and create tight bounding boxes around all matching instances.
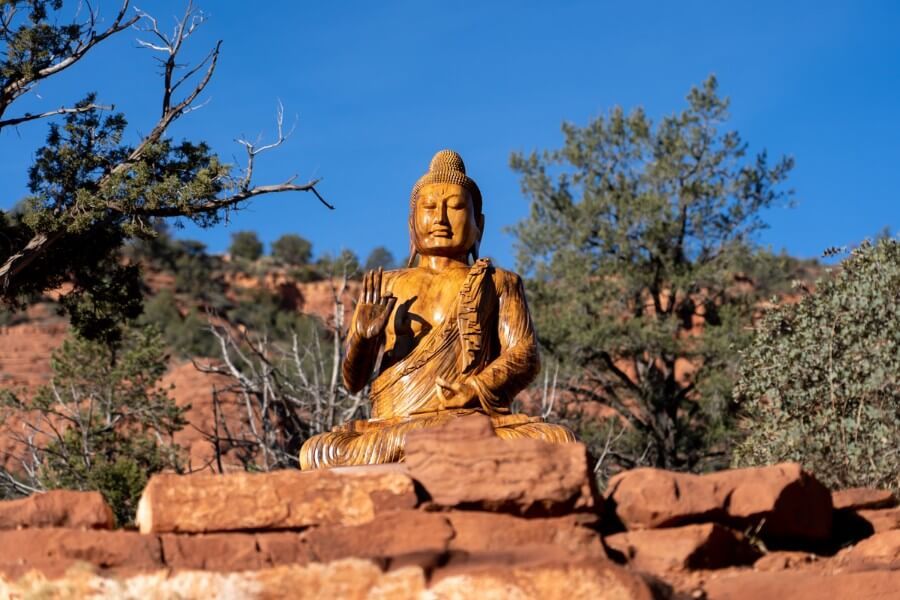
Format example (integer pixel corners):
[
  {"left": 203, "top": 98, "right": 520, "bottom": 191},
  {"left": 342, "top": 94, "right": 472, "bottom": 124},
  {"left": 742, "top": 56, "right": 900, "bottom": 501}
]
[{"left": 1, "top": 1, "right": 898, "bottom": 269}]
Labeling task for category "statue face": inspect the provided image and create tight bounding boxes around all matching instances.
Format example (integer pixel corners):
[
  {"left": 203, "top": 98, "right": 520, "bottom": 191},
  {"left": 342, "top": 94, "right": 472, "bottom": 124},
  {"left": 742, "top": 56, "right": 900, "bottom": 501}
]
[{"left": 413, "top": 182, "right": 481, "bottom": 258}]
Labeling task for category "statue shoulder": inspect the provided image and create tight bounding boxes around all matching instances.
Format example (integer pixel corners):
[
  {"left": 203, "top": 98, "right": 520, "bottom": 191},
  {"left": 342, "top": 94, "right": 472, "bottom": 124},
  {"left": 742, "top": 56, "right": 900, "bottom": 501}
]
[{"left": 490, "top": 266, "right": 527, "bottom": 296}]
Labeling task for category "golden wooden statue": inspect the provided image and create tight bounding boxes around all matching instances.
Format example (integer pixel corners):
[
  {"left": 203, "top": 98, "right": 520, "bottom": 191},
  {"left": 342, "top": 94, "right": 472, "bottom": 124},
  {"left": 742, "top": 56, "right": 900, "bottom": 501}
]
[{"left": 299, "top": 150, "right": 575, "bottom": 469}]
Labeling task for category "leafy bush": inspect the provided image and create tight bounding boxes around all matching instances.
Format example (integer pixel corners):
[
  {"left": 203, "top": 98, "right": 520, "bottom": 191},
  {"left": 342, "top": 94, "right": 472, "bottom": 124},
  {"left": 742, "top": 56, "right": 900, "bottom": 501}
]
[
  {"left": 364, "top": 246, "right": 396, "bottom": 270},
  {"left": 272, "top": 234, "right": 313, "bottom": 265},
  {"left": 733, "top": 238, "right": 899, "bottom": 491},
  {"left": 229, "top": 231, "right": 264, "bottom": 261}
]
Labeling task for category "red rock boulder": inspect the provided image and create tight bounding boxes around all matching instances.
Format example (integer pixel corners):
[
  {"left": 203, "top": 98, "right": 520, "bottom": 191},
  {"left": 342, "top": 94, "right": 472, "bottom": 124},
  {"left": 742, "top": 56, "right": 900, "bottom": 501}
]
[
  {"left": 0, "top": 490, "right": 114, "bottom": 530},
  {"left": 0, "top": 528, "right": 162, "bottom": 579},
  {"left": 136, "top": 465, "right": 417, "bottom": 534},
  {"left": 605, "top": 463, "right": 832, "bottom": 544},
  {"left": 857, "top": 506, "right": 900, "bottom": 534},
  {"left": 604, "top": 523, "right": 760, "bottom": 575},
  {"left": 832, "top": 487, "right": 896, "bottom": 511},
  {"left": 703, "top": 570, "right": 900, "bottom": 600},
  {"left": 836, "top": 529, "right": 900, "bottom": 570},
  {"left": 404, "top": 414, "right": 597, "bottom": 517}
]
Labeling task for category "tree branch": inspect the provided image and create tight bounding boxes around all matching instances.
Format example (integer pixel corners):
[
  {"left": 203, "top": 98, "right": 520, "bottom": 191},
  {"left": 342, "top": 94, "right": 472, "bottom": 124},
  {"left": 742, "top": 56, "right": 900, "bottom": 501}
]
[
  {"left": 0, "top": 1, "right": 137, "bottom": 119},
  {"left": 0, "top": 103, "right": 111, "bottom": 129}
]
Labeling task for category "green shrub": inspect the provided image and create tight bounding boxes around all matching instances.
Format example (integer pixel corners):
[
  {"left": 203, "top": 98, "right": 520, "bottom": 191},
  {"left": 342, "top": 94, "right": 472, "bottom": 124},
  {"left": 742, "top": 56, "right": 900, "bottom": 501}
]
[
  {"left": 733, "top": 238, "right": 899, "bottom": 491},
  {"left": 229, "top": 231, "right": 264, "bottom": 261},
  {"left": 272, "top": 234, "right": 313, "bottom": 265},
  {"left": 1, "top": 326, "right": 186, "bottom": 524}
]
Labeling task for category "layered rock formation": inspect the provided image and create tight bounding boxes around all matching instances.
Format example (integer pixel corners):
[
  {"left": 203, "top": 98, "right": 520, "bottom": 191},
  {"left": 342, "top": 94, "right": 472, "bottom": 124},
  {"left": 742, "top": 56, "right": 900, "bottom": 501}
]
[{"left": 0, "top": 414, "right": 897, "bottom": 599}]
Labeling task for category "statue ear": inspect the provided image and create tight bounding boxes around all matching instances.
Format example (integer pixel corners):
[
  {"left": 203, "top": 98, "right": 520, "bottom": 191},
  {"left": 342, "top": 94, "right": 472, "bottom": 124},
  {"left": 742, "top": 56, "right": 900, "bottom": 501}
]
[
  {"left": 407, "top": 215, "right": 418, "bottom": 267},
  {"left": 470, "top": 213, "right": 485, "bottom": 263}
]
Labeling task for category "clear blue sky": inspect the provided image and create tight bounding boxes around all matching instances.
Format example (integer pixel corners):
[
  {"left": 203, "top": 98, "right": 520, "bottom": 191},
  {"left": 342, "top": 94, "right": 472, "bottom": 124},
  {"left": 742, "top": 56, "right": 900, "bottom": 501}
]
[{"left": 1, "top": 1, "right": 898, "bottom": 269}]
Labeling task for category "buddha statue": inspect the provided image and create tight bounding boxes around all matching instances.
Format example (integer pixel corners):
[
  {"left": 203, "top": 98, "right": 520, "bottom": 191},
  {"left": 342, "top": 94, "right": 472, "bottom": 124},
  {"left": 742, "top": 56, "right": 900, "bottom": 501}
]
[{"left": 299, "top": 150, "right": 575, "bottom": 469}]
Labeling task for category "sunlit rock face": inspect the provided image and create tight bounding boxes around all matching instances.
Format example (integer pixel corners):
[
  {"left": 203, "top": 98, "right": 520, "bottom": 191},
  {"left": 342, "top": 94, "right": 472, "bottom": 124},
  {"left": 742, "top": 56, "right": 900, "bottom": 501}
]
[{"left": 0, "top": 418, "right": 898, "bottom": 599}]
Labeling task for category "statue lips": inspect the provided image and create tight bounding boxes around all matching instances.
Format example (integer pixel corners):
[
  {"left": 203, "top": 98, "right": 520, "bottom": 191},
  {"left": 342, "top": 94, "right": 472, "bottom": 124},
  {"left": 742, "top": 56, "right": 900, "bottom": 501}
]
[{"left": 429, "top": 227, "right": 453, "bottom": 239}]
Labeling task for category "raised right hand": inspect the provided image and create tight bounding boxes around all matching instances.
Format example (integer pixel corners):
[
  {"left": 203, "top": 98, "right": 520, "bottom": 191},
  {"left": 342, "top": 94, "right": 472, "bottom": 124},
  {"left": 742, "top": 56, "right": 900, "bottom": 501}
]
[{"left": 351, "top": 267, "right": 397, "bottom": 340}]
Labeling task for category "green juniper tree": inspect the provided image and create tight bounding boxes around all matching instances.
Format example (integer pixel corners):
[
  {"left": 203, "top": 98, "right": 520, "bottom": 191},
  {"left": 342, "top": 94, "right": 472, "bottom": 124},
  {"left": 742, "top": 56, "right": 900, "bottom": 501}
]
[
  {"left": 364, "top": 246, "right": 396, "bottom": 271},
  {"left": 229, "top": 231, "right": 264, "bottom": 262},
  {"left": 511, "top": 76, "right": 795, "bottom": 473},
  {"left": 272, "top": 233, "right": 313, "bottom": 266},
  {"left": 733, "top": 238, "right": 900, "bottom": 491},
  {"left": 0, "top": 1, "right": 329, "bottom": 342},
  {"left": 1, "top": 325, "right": 185, "bottom": 525}
]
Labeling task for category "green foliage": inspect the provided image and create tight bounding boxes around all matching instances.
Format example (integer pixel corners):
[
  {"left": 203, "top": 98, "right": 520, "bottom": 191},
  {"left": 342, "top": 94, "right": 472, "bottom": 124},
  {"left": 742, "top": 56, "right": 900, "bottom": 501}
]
[
  {"left": 317, "top": 248, "right": 361, "bottom": 279},
  {"left": 2, "top": 325, "right": 186, "bottom": 524},
  {"left": 733, "top": 239, "right": 900, "bottom": 491},
  {"left": 511, "top": 76, "right": 795, "bottom": 471},
  {"left": 0, "top": 2, "right": 324, "bottom": 344},
  {"left": 0, "top": 1, "right": 81, "bottom": 91},
  {"left": 364, "top": 246, "right": 396, "bottom": 271},
  {"left": 229, "top": 231, "right": 264, "bottom": 262},
  {"left": 139, "top": 289, "right": 218, "bottom": 358},
  {"left": 172, "top": 240, "right": 227, "bottom": 305},
  {"left": 272, "top": 234, "right": 313, "bottom": 265}
]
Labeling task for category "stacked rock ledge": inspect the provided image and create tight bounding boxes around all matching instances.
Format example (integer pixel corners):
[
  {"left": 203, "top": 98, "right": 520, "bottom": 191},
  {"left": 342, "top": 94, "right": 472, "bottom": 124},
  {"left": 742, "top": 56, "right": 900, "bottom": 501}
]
[{"left": 0, "top": 415, "right": 898, "bottom": 598}]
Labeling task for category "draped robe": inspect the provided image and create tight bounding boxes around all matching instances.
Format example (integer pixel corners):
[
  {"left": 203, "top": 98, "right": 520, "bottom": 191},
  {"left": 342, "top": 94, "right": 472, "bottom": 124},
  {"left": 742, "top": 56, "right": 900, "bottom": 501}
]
[{"left": 299, "top": 259, "right": 575, "bottom": 469}]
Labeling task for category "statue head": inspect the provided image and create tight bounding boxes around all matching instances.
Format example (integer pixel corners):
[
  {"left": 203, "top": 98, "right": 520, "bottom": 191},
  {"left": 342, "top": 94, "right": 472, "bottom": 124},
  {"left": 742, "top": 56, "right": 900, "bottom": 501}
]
[{"left": 407, "top": 150, "right": 484, "bottom": 266}]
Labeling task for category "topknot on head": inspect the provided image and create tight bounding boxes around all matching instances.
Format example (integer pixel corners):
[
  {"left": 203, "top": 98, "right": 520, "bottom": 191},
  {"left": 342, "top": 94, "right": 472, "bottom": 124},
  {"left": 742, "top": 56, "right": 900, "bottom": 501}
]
[
  {"left": 410, "top": 149, "right": 482, "bottom": 216},
  {"left": 429, "top": 149, "right": 466, "bottom": 175}
]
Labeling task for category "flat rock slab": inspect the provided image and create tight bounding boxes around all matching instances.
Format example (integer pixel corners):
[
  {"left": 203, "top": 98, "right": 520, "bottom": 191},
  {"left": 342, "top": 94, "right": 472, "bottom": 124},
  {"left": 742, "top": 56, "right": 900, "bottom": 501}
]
[
  {"left": 857, "top": 506, "right": 900, "bottom": 533},
  {"left": 0, "top": 490, "right": 113, "bottom": 530},
  {"left": 703, "top": 569, "right": 900, "bottom": 600},
  {"left": 605, "top": 463, "right": 832, "bottom": 544},
  {"left": 753, "top": 551, "right": 819, "bottom": 572},
  {"left": 0, "top": 528, "right": 162, "bottom": 579},
  {"left": 404, "top": 414, "right": 597, "bottom": 516},
  {"left": 446, "top": 511, "right": 606, "bottom": 561},
  {"left": 832, "top": 487, "right": 897, "bottom": 511},
  {"left": 161, "top": 532, "right": 308, "bottom": 571},
  {"left": 136, "top": 465, "right": 417, "bottom": 534},
  {"left": 299, "top": 510, "right": 453, "bottom": 570},
  {"left": 0, "top": 558, "right": 657, "bottom": 599},
  {"left": 604, "top": 523, "right": 760, "bottom": 575},
  {"left": 836, "top": 529, "right": 900, "bottom": 570}
]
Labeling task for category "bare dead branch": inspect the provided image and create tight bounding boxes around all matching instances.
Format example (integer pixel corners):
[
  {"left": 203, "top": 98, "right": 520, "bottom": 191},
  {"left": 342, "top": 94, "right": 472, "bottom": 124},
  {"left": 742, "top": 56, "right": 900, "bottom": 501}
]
[
  {"left": 0, "top": 102, "right": 112, "bottom": 129},
  {"left": 0, "top": 1, "right": 138, "bottom": 117}
]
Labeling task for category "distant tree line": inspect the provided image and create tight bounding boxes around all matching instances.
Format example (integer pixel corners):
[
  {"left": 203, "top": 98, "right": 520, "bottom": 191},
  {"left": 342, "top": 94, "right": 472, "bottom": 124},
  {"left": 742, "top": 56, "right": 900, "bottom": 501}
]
[{"left": 227, "top": 230, "right": 397, "bottom": 275}]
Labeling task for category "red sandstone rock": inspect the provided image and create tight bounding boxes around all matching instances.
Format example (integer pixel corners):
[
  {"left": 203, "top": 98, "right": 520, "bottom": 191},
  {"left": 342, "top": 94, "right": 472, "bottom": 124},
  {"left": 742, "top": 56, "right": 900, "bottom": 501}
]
[
  {"left": 160, "top": 532, "right": 308, "bottom": 571},
  {"left": 605, "top": 463, "right": 832, "bottom": 543},
  {"left": 857, "top": 507, "right": 900, "bottom": 533},
  {"left": 0, "top": 558, "right": 658, "bottom": 599},
  {"left": 703, "top": 569, "right": 900, "bottom": 600},
  {"left": 404, "top": 414, "right": 596, "bottom": 516},
  {"left": 299, "top": 510, "right": 453, "bottom": 570},
  {"left": 255, "top": 532, "right": 310, "bottom": 567},
  {"left": 431, "top": 558, "right": 657, "bottom": 600},
  {"left": 162, "top": 533, "right": 275, "bottom": 571},
  {"left": 832, "top": 487, "right": 897, "bottom": 511},
  {"left": 136, "top": 465, "right": 417, "bottom": 534},
  {"left": 446, "top": 511, "right": 606, "bottom": 561},
  {"left": 753, "top": 551, "right": 819, "bottom": 571},
  {"left": 836, "top": 529, "right": 900, "bottom": 570},
  {"left": 0, "top": 490, "right": 114, "bottom": 530},
  {"left": 604, "top": 523, "right": 760, "bottom": 575},
  {"left": 0, "top": 528, "right": 161, "bottom": 579}
]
